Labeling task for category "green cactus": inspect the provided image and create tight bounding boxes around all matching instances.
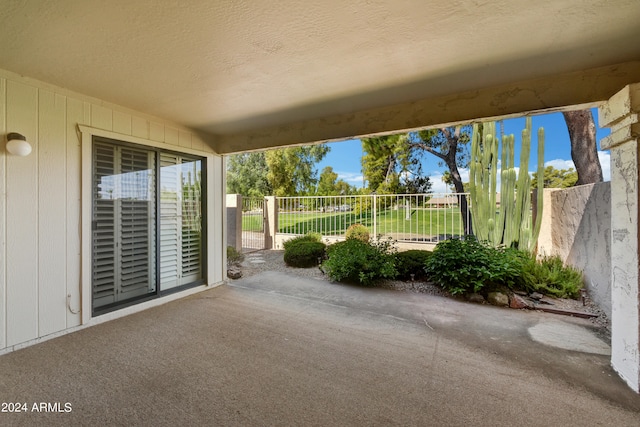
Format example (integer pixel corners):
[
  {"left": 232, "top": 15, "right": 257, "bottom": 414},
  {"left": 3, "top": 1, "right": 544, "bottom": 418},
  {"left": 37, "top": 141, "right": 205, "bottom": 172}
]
[{"left": 469, "top": 118, "right": 544, "bottom": 251}]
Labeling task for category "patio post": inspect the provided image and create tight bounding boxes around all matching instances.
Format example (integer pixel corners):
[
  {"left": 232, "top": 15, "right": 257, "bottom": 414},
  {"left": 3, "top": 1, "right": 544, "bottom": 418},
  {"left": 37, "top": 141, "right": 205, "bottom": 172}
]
[
  {"left": 225, "top": 194, "right": 243, "bottom": 252},
  {"left": 599, "top": 83, "right": 640, "bottom": 392},
  {"left": 264, "top": 196, "right": 277, "bottom": 250}
]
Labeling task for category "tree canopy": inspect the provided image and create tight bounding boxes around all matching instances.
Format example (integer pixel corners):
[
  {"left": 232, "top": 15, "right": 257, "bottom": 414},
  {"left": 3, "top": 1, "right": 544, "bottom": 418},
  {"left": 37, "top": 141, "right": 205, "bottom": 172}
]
[
  {"left": 265, "top": 145, "right": 330, "bottom": 196},
  {"left": 531, "top": 165, "right": 578, "bottom": 189},
  {"left": 226, "top": 152, "right": 271, "bottom": 197},
  {"left": 226, "top": 144, "right": 329, "bottom": 197},
  {"left": 361, "top": 134, "right": 431, "bottom": 194},
  {"left": 316, "top": 166, "right": 358, "bottom": 196}
]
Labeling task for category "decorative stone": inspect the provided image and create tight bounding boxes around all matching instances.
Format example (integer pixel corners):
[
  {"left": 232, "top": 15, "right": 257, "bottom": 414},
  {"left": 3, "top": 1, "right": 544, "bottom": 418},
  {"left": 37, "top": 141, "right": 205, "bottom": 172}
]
[
  {"left": 487, "top": 292, "right": 509, "bottom": 307},
  {"left": 509, "top": 294, "right": 530, "bottom": 309},
  {"left": 530, "top": 292, "right": 544, "bottom": 300},
  {"left": 467, "top": 293, "right": 485, "bottom": 304},
  {"left": 227, "top": 268, "right": 242, "bottom": 279}
]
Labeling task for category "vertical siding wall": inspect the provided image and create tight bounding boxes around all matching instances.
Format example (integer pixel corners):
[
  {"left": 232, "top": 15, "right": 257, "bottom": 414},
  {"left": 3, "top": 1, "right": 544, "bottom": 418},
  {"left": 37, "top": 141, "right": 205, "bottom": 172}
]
[{"left": 0, "top": 70, "right": 221, "bottom": 351}]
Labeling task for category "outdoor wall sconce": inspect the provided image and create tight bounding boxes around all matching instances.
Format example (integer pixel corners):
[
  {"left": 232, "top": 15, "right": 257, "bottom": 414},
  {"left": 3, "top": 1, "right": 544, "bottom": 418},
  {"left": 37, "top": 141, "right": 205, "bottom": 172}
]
[{"left": 5, "top": 132, "right": 32, "bottom": 156}]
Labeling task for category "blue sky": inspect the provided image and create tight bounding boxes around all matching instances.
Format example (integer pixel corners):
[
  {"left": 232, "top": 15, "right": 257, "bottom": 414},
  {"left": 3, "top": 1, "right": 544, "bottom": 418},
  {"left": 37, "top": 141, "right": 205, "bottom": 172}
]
[{"left": 316, "top": 108, "right": 610, "bottom": 193}]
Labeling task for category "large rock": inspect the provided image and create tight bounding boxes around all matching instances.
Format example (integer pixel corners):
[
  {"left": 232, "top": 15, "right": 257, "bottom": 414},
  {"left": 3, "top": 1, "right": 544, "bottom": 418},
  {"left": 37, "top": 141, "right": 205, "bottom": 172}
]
[
  {"left": 487, "top": 292, "right": 509, "bottom": 307},
  {"left": 227, "top": 267, "right": 242, "bottom": 279},
  {"left": 467, "top": 293, "right": 485, "bottom": 304},
  {"left": 509, "top": 294, "right": 531, "bottom": 309}
]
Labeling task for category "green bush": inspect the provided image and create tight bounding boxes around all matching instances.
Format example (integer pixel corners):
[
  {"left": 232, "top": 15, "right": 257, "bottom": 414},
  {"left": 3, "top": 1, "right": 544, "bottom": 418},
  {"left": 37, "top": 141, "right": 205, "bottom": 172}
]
[
  {"left": 282, "top": 232, "right": 322, "bottom": 250},
  {"left": 395, "top": 250, "right": 432, "bottom": 280},
  {"left": 284, "top": 241, "right": 326, "bottom": 268},
  {"left": 227, "top": 246, "right": 244, "bottom": 266},
  {"left": 345, "top": 223, "right": 370, "bottom": 243},
  {"left": 322, "top": 238, "right": 397, "bottom": 286},
  {"left": 424, "top": 237, "right": 520, "bottom": 295},
  {"left": 515, "top": 253, "right": 583, "bottom": 298}
]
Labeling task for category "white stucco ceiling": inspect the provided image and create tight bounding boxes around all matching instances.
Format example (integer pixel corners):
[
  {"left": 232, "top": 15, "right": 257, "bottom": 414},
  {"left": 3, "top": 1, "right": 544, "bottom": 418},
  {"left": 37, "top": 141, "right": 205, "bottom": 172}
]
[{"left": 1, "top": 0, "right": 639, "bottom": 152}]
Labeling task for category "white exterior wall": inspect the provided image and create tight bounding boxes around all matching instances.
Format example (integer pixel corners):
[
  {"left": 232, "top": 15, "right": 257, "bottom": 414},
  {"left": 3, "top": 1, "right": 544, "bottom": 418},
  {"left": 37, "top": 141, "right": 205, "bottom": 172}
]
[
  {"left": 537, "top": 184, "right": 612, "bottom": 318},
  {"left": 0, "top": 69, "right": 224, "bottom": 353},
  {"left": 599, "top": 83, "right": 640, "bottom": 392}
]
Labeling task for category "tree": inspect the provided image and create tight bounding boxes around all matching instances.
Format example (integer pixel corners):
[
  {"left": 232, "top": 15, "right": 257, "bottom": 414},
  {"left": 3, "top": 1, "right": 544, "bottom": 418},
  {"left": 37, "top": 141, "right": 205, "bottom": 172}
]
[
  {"left": 563, "top": 110, "right": 603, "bottom": 185},
  {"left": 361, "top": 134, "right": 406, "bottom": 193},
  {"left": 226, "top": 152, "right": 271, "bottom": 197},
  {"left": 531, "top": 166, "right": 578, "bottom": 189},
  {"left": 361, "top": 134, "right": 428, "bottom": 194},
  {"left": 400, "top": 175, "right": 432, "bottom": 194},
  {"left": 316, "top": 166, "right": 357, "bottom": 196},
  {"left": 265, "top": 144, "right": 329, "bottom": 196},
  {"left": 317, "top": 166, "right": 339, "bottom": 195},
  {"left": 408, "top": 126, "right": 472, "bottom": 234}
]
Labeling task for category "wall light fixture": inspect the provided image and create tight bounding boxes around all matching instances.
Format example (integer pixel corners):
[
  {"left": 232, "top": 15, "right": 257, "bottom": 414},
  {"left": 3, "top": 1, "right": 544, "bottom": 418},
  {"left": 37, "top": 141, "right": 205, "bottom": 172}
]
[{"left": 6, "top": 133, "right": 32, "bottom": 156}]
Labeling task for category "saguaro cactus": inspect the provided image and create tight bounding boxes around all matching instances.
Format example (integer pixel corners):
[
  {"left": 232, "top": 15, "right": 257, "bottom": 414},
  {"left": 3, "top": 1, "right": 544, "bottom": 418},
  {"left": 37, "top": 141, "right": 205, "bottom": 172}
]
[{"left": 469, "top": 118, "right": 544, "bottom": 251}]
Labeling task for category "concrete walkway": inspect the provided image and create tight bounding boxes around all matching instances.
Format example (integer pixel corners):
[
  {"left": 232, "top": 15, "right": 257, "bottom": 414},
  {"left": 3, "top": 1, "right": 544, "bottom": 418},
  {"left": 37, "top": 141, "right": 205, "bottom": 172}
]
[{"left": 1, "top": 271, "right": 639, "bottom": 426}]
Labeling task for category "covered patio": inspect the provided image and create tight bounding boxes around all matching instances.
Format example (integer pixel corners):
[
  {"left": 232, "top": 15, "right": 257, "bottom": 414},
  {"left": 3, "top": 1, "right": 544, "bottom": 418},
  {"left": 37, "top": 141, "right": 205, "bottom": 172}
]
[
  {"left": 1, "top": 270, "right": 639, "bottom": 425},
  {"left": 1, "top": 0, "right": 640, "bottom": 396}
]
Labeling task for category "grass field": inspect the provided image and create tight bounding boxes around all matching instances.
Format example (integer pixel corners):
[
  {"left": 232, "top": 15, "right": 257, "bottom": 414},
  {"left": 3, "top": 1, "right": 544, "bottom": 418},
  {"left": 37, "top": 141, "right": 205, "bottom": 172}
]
[{"left": 242, "top": 207, "right": 466, "bottom": 237}]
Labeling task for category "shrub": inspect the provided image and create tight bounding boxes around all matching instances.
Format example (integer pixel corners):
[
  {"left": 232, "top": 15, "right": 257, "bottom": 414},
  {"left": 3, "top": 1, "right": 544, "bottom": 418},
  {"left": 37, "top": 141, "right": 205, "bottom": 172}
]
[
  {"left": 515, "top": 253, "right": 583, "bottom": 299},
  {"left": 322, "top": 238, "right": 397, "bottom": 286},
  {"left": 424, "top": 237, "right": 520, "bottom": 295},
  {"left": 282, "top": 232, "right": 322, "bottom": 250},
  {"left": 395, "top": 250, "right": 432, "bottom": 280},
  {"left": 227, "top": 246, "right": 244, "bottom": 266},
  {"left": 345, "top": 223, "right": 370, "bottom": 243},
  {"left": 284, "top": 241, "right": 326, "bottom": 268}
]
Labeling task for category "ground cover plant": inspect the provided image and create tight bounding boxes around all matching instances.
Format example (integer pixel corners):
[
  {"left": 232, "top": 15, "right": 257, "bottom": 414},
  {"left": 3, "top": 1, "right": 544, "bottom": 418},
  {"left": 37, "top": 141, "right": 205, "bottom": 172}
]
[
  {"left": 345, "top": 223, "right": 370, "bottom": 242},
  {"left": 424, "top": 237, "right": 583, "bottom": 298},
  {"left": 284, "top": 241, "right": 326, "bottom": 268},
  {"left": 282, "top": 232, "right": 322, "bottom": 250},
  {"left": 395, "top": 250, "right": 432, "bottom": 280},
  {"left": 283, "top": 232, "right": 325, "bottom": 268},
  {"left": 227, "top": 245, "right": 244, "bottom": 266},
  {"left": 322, "top": 238, "right": 397, "bottom": 286},
  {"left": 424, "top": 237, "right": 521, "bottom": 295},
  {"left": 515, "top": 252, "right": 582, "bottom": 298}
]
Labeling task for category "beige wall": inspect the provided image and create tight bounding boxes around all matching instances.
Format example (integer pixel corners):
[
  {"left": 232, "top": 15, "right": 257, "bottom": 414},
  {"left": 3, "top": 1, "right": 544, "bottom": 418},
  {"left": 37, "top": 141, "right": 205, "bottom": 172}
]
[
  {"left": 0, "top": 69, "right": 224, "bottom": 352},
  {"left": 537, "top": 183, "right": 611, "bottom": 317}
]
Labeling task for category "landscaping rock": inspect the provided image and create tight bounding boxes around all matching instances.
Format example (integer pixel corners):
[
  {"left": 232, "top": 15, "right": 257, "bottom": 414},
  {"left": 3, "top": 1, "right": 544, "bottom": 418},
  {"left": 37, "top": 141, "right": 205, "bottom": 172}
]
[
  {"left": 467, "top": 293, "right": 485, "bottom": 304},
  {"left": 509, "top": 294, "right": 531, "bottom": 309},
  {"left": 487, "top": 292, "right": 509, "bottom": 307},
  {"left": 530, "top": 292, "right": 544, "bottom": 300},
  {"left": 227, "top": 267, "right": 242, "bottom": 279}
]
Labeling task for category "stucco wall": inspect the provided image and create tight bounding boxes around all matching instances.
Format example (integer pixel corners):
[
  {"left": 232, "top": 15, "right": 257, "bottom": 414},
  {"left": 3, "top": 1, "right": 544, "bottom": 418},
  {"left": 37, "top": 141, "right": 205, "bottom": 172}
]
[
  {"left": 0, "top": 69, "right": 223, "bottom": 353},
  {"left": 537, "top": 183, "right": 611, "bottom": 317}
]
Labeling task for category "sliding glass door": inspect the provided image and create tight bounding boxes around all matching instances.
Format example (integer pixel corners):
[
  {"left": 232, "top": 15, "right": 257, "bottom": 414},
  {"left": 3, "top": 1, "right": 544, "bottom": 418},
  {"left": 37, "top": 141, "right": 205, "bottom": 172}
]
[{"left": 92, "top": 137, "right": 205, "bottom": 313}]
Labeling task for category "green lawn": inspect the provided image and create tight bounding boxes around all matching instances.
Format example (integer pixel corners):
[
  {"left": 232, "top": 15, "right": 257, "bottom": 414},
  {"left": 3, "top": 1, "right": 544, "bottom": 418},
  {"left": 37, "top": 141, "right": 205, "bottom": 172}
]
[
  {"left": 273, "top": 208, "right": 465, "bottom": 237},
  {"left": 242, "top": 213, "right": 264, "bottom": 232}
]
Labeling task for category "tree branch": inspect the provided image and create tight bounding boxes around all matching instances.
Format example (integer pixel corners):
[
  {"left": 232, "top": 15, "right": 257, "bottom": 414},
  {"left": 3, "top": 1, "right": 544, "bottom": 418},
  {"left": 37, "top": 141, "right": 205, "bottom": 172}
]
[{"left": 409, "top": 143, "right": 446, "bottom": 161}]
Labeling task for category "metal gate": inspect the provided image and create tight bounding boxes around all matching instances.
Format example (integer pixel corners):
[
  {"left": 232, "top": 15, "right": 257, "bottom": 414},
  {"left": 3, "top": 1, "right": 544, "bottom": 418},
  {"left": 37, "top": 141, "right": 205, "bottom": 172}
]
[{"left": 241, "top": 197, "right": 266, "bottom": 252}]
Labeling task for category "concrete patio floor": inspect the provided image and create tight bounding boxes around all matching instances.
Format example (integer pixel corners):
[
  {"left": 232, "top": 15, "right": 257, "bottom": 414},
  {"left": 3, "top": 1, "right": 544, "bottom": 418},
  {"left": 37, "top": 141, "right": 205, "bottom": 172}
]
[{"left": 1, "top": 270, "right": 639, "bottom": 426}]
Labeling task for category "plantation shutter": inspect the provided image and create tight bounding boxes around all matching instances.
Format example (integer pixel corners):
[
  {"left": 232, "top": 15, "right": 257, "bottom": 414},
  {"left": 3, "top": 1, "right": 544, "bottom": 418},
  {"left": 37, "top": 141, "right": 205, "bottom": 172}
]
[
  {"left": 92, "top": 143, "right": 117, "bottom": 307},
  {"left": 118, "top": 147, "right": 156, "bottom": 299},
  {"left": 160, "top": 153, "right": 181, "bottom": 289},
  {"left": 159, "top": 154, "right": 203, "bottom": 290},
  {"left": 180, "top": 160, "right": 202, "bottom": 283},
  {"left": 92, "top": 140, "right": 156, "bottom": 309}
]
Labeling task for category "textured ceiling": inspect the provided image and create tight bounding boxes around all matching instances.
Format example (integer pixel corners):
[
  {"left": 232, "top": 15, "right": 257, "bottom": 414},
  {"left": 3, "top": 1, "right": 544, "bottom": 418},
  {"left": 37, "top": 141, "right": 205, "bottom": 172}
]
[{"left": 1, "top": 0, "right": 639, "bottom": 151}]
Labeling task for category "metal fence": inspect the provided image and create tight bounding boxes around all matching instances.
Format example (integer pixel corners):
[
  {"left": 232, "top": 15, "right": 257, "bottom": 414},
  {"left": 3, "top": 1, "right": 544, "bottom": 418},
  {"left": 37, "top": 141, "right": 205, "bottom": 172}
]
[
  {"left": 241, "top": 197, "right": 265, "bottom": 251},
  {"left": 277, "top": 193, "right": 470, "bottom": 244}
]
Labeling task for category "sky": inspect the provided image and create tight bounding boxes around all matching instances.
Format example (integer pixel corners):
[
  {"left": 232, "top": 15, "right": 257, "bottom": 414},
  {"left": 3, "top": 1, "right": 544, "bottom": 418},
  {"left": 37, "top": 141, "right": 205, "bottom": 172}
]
[{"left": 316, "top": 108, "right": 611, "bottom": 194}]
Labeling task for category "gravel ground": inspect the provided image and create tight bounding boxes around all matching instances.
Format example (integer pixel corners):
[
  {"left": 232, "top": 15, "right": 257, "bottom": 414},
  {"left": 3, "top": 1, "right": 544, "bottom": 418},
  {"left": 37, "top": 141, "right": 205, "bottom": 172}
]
[{"left": 236, "top": 249, "right": 611, "bottom": 337}]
